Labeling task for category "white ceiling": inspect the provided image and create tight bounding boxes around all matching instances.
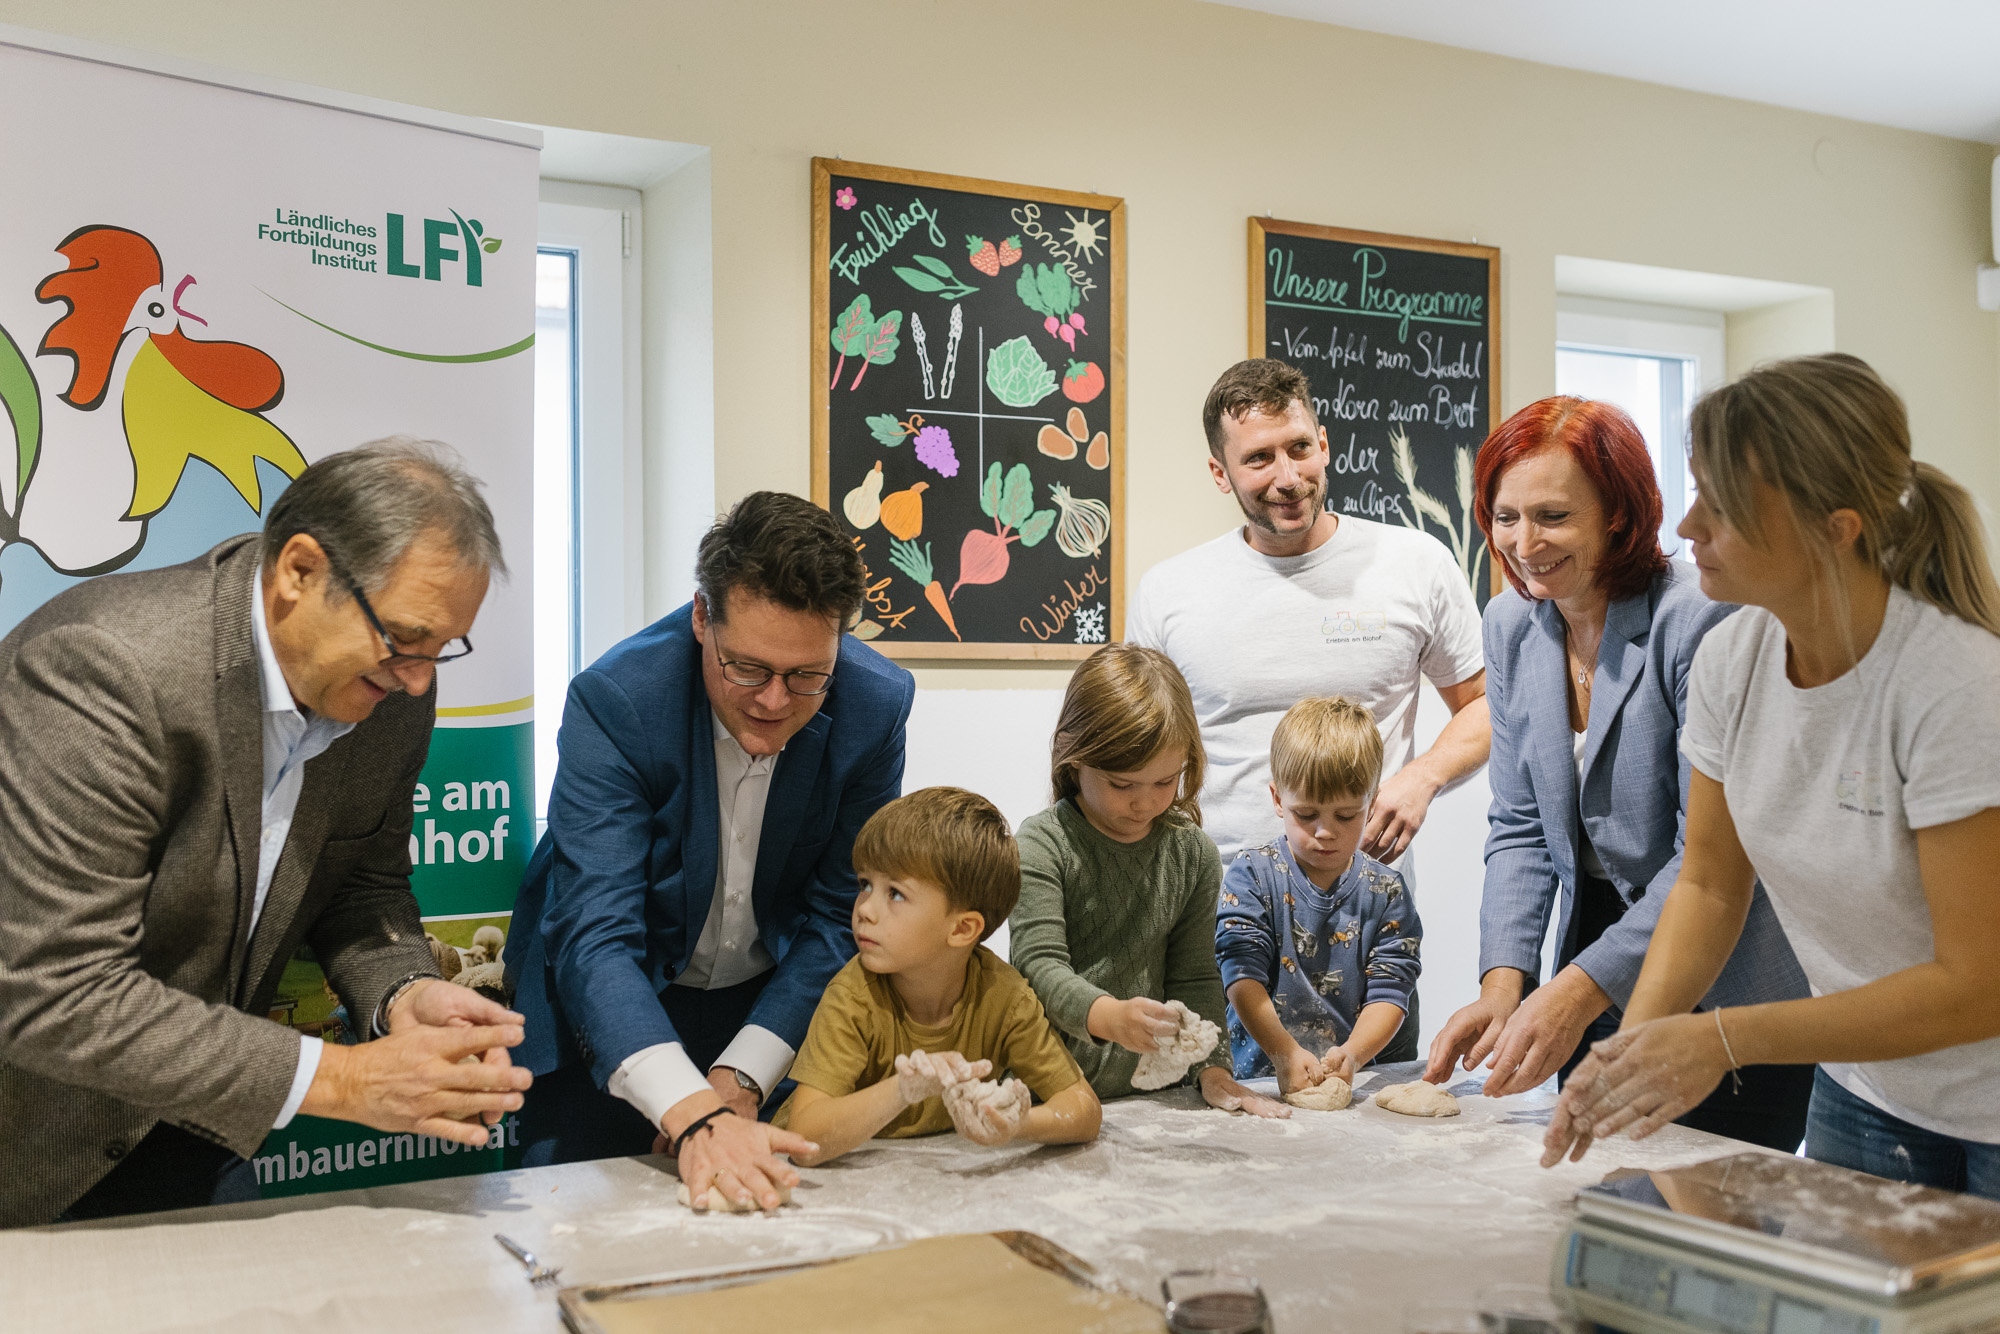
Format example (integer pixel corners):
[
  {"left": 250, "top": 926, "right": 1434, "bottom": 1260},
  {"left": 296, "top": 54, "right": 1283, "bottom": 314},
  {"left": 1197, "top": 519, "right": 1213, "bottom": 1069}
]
[{"left": 1207, "top": 1, "right": 2000, "bottom": 144}]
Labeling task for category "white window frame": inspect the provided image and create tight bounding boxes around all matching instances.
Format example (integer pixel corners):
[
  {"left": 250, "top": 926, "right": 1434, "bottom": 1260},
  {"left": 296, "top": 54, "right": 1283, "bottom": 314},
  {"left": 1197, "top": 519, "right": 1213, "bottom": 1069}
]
[
  {"left": 1555, "top": 296, "right": 1725, "bottom": 554},
  {"left": 535, "top": 183, "right": 642, "bottom": 826},
  {"left": 539, "top": 182, "right": 644, "bottom": 672}
]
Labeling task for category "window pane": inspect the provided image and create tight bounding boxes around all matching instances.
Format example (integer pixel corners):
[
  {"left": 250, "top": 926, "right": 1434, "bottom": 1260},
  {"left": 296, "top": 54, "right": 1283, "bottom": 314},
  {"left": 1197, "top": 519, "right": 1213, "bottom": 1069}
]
[
  {"left": 1555, "top": 346, "right": 1695, "bottom": 554},
  {"left": 534, "top": 249, "right": 578, "bottom": 824}
]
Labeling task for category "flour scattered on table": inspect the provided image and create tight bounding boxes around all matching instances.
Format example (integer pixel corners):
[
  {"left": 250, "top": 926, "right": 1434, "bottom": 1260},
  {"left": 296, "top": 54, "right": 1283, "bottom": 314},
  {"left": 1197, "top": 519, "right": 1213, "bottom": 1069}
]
[
  {"left": 1372, "top": 1081, "right": 1459, "bottom": 1117},
  {"left": 1131, "top": 1000, "right": 1220, "bottom": 1090},
  {"left": 677, "top": 1182, "right": 796, "bottom": 1213},
  {"left": 1283, "top": 1078, "right": 1352, "bottom": 1111}
]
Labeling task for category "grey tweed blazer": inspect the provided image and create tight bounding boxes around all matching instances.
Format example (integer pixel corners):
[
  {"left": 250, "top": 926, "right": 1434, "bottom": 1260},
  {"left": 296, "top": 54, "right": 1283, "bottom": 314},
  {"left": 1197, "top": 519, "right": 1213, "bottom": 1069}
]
[{"left": 0, "top": 536, "right": 438, "bottom": 1227}]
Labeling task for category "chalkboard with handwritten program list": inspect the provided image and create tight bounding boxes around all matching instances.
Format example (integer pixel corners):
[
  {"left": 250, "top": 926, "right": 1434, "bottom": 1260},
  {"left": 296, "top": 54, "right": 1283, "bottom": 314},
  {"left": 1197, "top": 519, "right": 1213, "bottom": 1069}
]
[
  {"left": 812, "top": 159, "right": 1124, "bottom": 659},
  {"left": 1249, "top": 218, "right": 1501, "bottom": 605}
]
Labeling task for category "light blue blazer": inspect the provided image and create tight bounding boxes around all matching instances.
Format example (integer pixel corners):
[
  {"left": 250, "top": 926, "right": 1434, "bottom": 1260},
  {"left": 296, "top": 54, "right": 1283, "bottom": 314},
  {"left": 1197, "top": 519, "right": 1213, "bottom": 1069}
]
[{"left": 1478, "top": 562, "right": 1808, "bottom": 1011}]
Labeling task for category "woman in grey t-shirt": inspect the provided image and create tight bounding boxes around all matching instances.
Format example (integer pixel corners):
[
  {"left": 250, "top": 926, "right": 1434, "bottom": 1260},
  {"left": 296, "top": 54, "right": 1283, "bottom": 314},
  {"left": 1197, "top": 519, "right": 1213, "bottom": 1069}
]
[{"left": 1542, "top": 354, "right": 2000, "bottom": 1199}]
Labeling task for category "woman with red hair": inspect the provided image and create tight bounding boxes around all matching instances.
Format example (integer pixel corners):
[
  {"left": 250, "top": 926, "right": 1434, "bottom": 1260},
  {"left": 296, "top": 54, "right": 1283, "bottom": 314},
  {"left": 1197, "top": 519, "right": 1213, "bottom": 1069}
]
[{"left": 1422, "top": 396, "right": 1812, "bottom": 1151}]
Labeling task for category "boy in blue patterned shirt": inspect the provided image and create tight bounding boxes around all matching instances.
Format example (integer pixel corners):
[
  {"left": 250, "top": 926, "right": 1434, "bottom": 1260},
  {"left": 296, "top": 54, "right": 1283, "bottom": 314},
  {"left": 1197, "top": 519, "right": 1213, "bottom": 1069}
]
[{"left": 1216, "top": 697, "right": 1422, "bottom": 1094}]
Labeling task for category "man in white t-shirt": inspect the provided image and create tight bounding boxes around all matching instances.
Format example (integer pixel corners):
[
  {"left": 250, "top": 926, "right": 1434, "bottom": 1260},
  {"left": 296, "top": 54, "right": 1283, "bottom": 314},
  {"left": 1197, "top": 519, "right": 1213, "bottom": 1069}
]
[{"left": 1129, "top": 360, "right": 1490, "bottom": 1055}]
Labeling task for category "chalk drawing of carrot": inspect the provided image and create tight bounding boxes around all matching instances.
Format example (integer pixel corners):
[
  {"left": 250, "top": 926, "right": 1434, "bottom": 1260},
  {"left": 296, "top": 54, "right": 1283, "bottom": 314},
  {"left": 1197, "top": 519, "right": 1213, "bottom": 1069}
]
[{"left": 889, "top": 537, "right": 959, "bottom": 641}]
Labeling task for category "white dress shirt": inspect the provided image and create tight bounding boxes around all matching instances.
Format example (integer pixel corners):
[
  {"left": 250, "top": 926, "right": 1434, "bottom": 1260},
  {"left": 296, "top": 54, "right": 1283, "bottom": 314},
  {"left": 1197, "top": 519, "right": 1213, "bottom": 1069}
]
[
  {"left": 253, "top": 572, "right": 357, "bottom": 1130},
  {"left": 606, "top": 712, "right": 797, "bottom": 1128}
]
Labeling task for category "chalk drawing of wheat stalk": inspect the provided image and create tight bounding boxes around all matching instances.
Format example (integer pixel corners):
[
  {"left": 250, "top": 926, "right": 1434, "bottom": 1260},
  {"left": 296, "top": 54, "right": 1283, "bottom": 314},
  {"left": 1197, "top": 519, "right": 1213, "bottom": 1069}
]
[{"left": 1389, "top": 427, "right": 1489, "bottom": 591}]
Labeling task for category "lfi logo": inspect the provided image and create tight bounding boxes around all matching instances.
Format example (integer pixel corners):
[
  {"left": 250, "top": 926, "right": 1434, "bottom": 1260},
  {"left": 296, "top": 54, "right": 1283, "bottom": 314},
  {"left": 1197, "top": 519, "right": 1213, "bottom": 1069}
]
[{"left": 384, "top": 210, "right": 502, "bottom": 285}]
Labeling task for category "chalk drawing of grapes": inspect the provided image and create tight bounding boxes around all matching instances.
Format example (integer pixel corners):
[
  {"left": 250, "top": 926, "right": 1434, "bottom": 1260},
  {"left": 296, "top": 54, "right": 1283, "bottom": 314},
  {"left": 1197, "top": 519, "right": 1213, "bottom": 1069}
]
[
  {"left": 1061, "top": 211, "right": 1105, "bottom": 263},
  {"left": 1073, "top": 603, "right": 1107, "bottom": 644}
]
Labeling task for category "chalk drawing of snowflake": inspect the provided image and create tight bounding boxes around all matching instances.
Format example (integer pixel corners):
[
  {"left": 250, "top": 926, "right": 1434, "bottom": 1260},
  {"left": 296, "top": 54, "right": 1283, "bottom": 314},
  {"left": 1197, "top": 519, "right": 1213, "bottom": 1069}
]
[{"left": 1074, "top": 603, "right": 1107, "bottom": 644}]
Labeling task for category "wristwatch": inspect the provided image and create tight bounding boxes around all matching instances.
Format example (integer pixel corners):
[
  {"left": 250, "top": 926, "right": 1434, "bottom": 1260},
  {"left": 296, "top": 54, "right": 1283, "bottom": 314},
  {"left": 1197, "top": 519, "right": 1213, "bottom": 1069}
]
[{"left": 728, "top": 1067, "right": 763, "bottom": 1102}]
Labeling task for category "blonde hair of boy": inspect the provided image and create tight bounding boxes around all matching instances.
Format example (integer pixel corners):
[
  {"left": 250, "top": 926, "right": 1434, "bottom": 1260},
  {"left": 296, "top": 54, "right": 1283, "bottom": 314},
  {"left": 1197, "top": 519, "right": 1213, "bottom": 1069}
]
[
  {"left": 1049, "top": 644, "right": 1207, "bottom": 826},
  {"left": 851, "top": 786, "right": 1018, "bottom": 942},
  {"left": 1270, "top": 696, "right": 1384, "bottom": 803},
  {"left": 1690, "top": 353, "right": 2000, "bottom": 638}
]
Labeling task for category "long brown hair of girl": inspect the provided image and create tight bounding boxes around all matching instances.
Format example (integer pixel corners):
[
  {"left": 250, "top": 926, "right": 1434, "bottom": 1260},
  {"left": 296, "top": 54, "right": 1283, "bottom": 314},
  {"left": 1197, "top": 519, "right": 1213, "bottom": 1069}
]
[{"left": 1049, "top": 645, "right": 1207, "bottom": 826}]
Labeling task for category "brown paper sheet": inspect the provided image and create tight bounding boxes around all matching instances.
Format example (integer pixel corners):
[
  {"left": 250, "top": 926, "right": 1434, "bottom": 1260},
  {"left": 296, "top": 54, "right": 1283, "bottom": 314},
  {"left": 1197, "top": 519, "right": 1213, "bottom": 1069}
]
[{"left": 584, "top": 1233, "right": 1164, "bottom": 1334}]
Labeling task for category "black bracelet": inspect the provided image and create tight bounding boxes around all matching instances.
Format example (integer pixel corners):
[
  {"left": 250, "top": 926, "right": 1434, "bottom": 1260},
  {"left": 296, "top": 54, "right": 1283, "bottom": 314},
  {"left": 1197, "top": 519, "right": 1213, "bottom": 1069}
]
[{"left": 670, "top": 1106, "right": 734, "bottom": 1156}]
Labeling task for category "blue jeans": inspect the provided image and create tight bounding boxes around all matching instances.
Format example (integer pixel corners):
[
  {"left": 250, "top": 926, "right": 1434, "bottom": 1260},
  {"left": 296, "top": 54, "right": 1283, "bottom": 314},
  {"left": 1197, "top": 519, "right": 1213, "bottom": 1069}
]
[{"left": 1805, "top": 1068, "right": 2000, "bottom": 1200}]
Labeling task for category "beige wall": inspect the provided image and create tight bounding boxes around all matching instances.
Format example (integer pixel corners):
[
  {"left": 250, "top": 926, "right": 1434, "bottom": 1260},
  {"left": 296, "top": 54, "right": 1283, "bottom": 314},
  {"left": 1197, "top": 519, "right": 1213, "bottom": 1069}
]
[
  {"left": 1726, "top": 294, "right": 1838, "bottom": 381},
  {"left": 8, "top": 0, "right": 1996, "bottom": 693}
]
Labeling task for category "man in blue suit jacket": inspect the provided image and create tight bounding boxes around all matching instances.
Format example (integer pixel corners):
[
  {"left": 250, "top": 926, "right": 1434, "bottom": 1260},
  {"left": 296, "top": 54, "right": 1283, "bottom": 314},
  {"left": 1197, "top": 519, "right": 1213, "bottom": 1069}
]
[{"left": 509, "top": 493, "right": 914, "bottom": 1208}]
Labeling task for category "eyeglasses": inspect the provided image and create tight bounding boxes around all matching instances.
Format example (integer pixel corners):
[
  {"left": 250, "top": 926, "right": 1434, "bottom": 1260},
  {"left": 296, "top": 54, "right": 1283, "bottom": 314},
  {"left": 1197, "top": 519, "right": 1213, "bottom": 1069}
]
[
  {"left": 322, "top": 545, "right": 474, "bottom": 667},
  {"left": 710, "top": 632, "right": 832, "bottom": 696}
]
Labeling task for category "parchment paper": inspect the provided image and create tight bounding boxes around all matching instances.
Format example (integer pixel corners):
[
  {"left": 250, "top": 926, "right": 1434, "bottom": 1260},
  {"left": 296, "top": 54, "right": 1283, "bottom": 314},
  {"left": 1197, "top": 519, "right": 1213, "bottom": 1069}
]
[{"left": 582, "top": 1233, "right": 1163, "bottom": 1334}]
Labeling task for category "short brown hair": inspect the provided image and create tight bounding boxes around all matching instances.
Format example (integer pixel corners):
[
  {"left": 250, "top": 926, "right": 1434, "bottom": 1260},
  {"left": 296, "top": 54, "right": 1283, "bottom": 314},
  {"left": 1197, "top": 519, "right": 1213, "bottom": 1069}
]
[
  {"left": 852, "top": 787, "right": 1018, "bottom": 941},
  {"left": 1050, "top": 645, "right": 1206, "bottom": 826},
  {"left": 697, "top": 491, "right": 865, "bottom": 625},
  {"left": 1270, "top": 696, "right": 1383, "bottom": 802},
  {"left": 1202, "top": 358, "right": 1320, "bottom": 460}
]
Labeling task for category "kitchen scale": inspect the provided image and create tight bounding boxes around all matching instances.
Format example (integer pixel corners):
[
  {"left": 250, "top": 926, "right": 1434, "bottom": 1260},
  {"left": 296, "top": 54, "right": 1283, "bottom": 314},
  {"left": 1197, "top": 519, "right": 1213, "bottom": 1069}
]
[{"left": 1553, "top": 1154, "right": 2000, "bottom": 1334}]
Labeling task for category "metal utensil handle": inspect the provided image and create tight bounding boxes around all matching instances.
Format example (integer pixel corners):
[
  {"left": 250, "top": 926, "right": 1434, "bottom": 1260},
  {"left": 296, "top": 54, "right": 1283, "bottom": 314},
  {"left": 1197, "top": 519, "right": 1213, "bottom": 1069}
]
[{"left": 495, "top": 1233, "right": 539, "bottom": 1270}]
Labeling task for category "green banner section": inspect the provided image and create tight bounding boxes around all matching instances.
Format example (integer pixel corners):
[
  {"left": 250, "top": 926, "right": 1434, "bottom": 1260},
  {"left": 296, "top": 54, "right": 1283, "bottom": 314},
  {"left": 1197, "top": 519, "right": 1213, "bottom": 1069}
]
[
  {"left": 255, "top": 716, "right": 533, "bottom": 1193},
  {"left": 409, "top": 720, "right": 532, "bottom": 915},
  {"left": 253, "top": 1112, "right": 525, "bottom": 1198}
]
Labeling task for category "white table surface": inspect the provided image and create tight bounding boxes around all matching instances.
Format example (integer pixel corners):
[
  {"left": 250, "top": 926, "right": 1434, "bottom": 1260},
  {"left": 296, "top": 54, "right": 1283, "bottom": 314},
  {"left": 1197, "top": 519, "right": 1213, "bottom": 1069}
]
[{"left": 0, "top": 1063, "right": 1754, "bottom": 1333}]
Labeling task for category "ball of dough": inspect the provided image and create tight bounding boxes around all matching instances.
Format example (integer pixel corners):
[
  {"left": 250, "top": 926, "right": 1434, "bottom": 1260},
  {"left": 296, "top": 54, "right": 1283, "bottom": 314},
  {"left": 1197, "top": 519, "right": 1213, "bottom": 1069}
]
[
  {"left": 1282, "top": 1078, "right": 1353, "bottom": 1111},
  {"left": 1371, "top": 1081, "right": 1460, "bottom": 1117},
  {"left": 676, "top": 1181, "right": 795, "bottom": 1213},
  {"left": 1131, "top": 1000, "right": 1221, "bottom": 1090}
]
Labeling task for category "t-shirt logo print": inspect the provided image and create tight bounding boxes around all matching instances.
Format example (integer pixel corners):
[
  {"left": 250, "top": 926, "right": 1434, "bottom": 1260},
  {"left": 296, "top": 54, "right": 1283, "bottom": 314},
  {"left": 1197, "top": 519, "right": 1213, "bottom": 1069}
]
[
  {"left": 1320, "top": 611, "right": 1387, "bottom": 643},
  {"left": 1834, "top": 769, "right": 1884, "bottom": 816}
]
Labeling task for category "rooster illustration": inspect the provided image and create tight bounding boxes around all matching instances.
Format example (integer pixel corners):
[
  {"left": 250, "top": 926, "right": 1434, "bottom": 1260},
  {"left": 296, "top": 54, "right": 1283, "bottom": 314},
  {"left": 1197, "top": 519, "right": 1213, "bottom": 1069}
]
[{"left": 0, "top": 225, "right": 305, "bottom": 577}]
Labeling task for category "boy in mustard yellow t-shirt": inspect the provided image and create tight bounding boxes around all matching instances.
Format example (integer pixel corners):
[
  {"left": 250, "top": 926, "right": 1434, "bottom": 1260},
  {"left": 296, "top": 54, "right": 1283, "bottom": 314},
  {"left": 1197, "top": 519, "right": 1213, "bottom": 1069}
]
[{"left": 777, "top": 787, "right": 1101, "bottom": 1164}]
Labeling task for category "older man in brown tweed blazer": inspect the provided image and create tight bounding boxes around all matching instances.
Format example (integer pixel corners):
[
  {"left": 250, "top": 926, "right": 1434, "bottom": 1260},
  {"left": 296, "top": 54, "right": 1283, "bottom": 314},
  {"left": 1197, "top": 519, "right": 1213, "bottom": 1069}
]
[{"left": 0, "top": 441, "right": 532, "bottom": 1227}]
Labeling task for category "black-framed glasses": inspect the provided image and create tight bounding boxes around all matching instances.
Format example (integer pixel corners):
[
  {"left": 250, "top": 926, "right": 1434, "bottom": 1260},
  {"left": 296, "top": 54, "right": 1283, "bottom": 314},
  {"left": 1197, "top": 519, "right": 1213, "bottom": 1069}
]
[
  {"left": 710, "top": 631, "right": 832, "bottom": 696},
  {"left": 323, "top": 546, "right": 474, "bottom": 667}
]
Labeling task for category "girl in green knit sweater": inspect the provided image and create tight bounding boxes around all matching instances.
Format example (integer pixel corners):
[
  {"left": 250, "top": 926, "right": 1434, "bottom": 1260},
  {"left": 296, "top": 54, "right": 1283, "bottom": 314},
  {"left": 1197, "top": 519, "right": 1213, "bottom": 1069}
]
[{"left": 1009, "top": 645, "right": 1289, "bottom": 1116}]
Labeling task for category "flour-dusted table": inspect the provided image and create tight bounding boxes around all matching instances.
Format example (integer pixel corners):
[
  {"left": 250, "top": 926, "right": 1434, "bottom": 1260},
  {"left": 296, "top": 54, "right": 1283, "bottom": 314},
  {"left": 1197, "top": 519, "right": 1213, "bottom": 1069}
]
[{"left": 0, "top": 1065, "right": 1758, "bottom": 1333}]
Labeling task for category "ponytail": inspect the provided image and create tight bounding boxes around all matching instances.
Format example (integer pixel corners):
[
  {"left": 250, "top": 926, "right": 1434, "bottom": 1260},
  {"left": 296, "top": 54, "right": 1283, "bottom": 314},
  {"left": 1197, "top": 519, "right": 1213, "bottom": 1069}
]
[
  {"left": 1891, "top": 462, "right": 2000, "bottom": 635},
  {"left": 1691, "top": 354, "right": 2000, "bottom": 638}
]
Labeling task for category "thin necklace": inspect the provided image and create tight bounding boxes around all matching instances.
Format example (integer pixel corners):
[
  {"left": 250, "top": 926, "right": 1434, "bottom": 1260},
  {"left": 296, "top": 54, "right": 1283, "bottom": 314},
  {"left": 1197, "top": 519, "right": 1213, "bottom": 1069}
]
[{"left": 1568, "top": 625, "right": 1601, "bottom": 690}]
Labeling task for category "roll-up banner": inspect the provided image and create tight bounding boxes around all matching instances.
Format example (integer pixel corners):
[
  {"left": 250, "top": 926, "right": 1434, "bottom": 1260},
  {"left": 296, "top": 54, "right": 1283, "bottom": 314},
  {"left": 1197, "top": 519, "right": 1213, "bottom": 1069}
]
[{"left": 0, "top": 28, "right": 538, "bottom": 1195}]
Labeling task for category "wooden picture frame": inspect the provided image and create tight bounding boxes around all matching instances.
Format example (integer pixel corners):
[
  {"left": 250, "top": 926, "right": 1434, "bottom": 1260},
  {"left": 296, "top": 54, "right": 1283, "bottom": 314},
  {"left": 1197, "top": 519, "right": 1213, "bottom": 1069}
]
[{"left": 812, "top": 158, "right": 1125, "bottom": 659}]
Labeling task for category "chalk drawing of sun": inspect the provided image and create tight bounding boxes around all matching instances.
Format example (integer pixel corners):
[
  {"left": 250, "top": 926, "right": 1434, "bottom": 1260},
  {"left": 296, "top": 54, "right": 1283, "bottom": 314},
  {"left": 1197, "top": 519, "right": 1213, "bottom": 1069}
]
[{"left": 1061, "top": 210, "right": 1105, "bottom": 263}]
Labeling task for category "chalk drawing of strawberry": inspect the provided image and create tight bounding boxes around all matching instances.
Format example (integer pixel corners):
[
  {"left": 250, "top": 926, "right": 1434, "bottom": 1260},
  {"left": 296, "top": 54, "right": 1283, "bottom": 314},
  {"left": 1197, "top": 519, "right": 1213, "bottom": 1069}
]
[
  {"left": 997, "top": 236, "right": 1023, "bottom": 267},
  {"left": 966, "top": 236, "right": 1000, "bottom": 277}
]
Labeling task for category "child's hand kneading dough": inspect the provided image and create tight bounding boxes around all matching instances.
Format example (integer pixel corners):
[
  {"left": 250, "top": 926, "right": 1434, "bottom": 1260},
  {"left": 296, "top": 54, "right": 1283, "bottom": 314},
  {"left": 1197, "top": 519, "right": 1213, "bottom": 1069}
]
[
  {"left": 943, "top": 1076, "right": 1032, "bottom": 1146},
  {"left": 894, "top": 1050, "right": 990, "bottom": 1104}
]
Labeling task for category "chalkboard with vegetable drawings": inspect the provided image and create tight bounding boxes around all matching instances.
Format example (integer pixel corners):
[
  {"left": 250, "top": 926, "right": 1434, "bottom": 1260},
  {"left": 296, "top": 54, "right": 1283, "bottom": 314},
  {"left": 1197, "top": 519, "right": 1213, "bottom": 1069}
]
[
  {"left": 1249, "top": 218, "right": 1502, "bottom": 606},
  {"left": 811, "top": 159, "right": 1124, "bottom": 659}
]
